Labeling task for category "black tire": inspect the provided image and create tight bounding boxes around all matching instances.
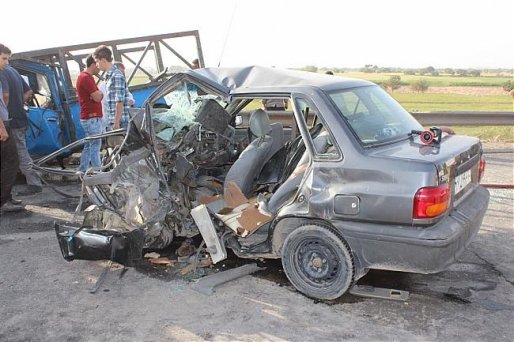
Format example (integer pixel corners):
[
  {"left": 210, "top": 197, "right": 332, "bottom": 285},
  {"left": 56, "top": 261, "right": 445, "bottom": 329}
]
[{"left": 281, "top": 224, "right": 354, "bottom": 300}]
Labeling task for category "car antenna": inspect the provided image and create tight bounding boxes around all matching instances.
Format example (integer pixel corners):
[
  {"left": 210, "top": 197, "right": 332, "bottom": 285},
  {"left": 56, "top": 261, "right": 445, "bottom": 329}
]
[{"left": 218, "top": 1, "right": 238, "bottom": 67}]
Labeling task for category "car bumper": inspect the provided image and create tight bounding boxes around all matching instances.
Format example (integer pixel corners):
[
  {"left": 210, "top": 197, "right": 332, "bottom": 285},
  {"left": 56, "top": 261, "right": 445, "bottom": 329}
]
[
  {"left": 334, "top": 186, "right": 490, "bottom": 274},
  {"left": 54, "top": 223, "right": 145, "bottom": 266}
]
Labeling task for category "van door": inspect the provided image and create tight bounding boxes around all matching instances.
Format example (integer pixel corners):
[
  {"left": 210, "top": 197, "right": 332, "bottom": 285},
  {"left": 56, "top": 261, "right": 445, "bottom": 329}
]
[{"left": 11, "top": 60, "right": 74, "bottom": 157}]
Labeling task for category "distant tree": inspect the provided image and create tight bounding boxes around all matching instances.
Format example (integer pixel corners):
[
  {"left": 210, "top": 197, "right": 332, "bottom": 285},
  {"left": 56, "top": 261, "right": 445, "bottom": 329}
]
[
  {"left": 361, "top": 65, "right": 378, "bottom": 73},
  {"left": 502, "top": 80, "right": 514, "bottom": 92},
  {"left": 456, "top": 69, "right": 468, "bottom": 76},
  {"left": 443, "top": 68, "right": 455, "bottom": 75},
  {"left": 411, "top": 79, "right": 429, "bottom": 93},
  {"left": 404, "top": 69, "right": 416, "bottom": 75},
  {"left": 468, "top": 69, "right": 481, "bottom": 77},
  {"left": 420, "top": 66, "right": 435, "bottom": 75},
  {"left": 386, "top": 75, "right": 402, "bottom": 92},
  {"left": 303, "top": 65, "right": 318, "bottom": 73}
]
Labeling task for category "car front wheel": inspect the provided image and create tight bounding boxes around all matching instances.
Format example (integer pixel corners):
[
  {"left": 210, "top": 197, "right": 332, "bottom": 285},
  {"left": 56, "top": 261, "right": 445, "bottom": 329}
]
[{"left": 281, "top": 224, "right": 354, "bottom": 300}]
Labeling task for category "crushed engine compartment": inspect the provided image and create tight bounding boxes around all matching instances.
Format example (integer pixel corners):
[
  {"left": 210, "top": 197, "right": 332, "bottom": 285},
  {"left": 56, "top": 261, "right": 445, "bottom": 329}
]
[{"left": 56, "top": 82, "right": 249, "bottom": 264}]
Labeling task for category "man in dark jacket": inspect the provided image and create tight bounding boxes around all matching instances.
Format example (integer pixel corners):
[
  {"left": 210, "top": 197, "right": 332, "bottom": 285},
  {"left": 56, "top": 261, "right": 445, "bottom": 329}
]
[
  {"left": 2, "top": 53, "right": 42, "bottom": 196},
  {"left": 0, "top": 43, "right": 24, "bottom": 212}
]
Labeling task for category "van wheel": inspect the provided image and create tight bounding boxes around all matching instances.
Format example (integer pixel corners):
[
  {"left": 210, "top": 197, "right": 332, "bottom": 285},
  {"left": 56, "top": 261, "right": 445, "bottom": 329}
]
[{"left": 281, "top": 224, "right": 354, "bottom": 300}]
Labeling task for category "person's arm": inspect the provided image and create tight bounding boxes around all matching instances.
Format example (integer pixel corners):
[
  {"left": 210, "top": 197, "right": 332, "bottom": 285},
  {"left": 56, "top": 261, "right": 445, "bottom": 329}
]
[
  {"left": 112, "top": 72, "right": 127, "bottom": 129},
  {"left": 127, "top": 90, "right": 135, "bottom": 106},
  {"left": 114, "top": 102, "right": 123, "bottom": 129},
  {"left": 82, "top": 75, "right": 103, "bottom": 103},
  {"left": 1, "top": 74, "right": 9, "bottom": 106},
  {"left": 23, "top": 89, "right": 33, "bottom": 103},
  {"left": 0, "top": 118, "right": 8, "bottom": 141},
  {"left": 21, "top": 75, "right": 33, "bottom": 103},
  {"left": 90, "top": 90, "right": 103, "bottom": 103}
]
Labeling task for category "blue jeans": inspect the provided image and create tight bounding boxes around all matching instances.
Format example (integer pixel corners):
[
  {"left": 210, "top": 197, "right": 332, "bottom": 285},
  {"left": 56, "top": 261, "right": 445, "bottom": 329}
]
[{"left": 79, "top": 118, "right": 103, "bottom": 172}]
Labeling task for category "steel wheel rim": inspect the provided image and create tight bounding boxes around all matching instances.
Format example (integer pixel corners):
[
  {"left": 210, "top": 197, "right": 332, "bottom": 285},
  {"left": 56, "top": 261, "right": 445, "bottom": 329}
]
[{"left": 293, "top": 238, "right": 345, "bottom": 288}]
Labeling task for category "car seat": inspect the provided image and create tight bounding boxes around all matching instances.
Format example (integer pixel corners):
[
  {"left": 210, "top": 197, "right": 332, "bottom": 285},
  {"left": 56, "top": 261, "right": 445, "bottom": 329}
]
[{"left": 224, "top": 109, "right": 274, "bottom": 196}]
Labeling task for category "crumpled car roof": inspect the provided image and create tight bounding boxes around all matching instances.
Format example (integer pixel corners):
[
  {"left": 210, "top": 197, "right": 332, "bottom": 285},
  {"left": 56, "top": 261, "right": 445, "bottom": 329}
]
[{"left": 186, "top": 65, "right": 373, "bottom": 93}]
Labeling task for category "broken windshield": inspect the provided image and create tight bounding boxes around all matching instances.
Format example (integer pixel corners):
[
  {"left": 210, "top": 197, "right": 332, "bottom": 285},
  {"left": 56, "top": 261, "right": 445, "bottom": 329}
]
[
  {"left": 153, "top": 81, "right": 228, "bottom": 142},
  {"left": 329, "top": 85, "right": 422, "bottom": 146}
]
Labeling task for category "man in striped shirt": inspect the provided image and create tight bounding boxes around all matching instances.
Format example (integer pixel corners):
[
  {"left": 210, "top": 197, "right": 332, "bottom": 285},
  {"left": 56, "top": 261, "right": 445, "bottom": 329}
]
[{"left": 93, "top": 45, "right": 131, "bottom": 130}]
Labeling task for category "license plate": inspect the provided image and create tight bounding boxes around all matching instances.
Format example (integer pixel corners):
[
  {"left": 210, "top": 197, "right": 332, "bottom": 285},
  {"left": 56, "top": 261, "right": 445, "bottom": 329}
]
[{"left": 454, "top": 170, "right": 471, "bottom": 195}]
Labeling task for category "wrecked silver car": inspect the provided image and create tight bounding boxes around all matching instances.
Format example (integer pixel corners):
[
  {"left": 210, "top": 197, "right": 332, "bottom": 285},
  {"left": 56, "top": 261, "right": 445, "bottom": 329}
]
[{"left": 45, "top": 66, "right": 489, "bottom": 300}]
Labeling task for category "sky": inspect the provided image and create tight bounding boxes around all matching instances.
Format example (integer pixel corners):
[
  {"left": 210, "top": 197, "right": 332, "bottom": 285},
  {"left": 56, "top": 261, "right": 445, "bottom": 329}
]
[{"left": 2, "top": 0, "right": 513, "bottom": 70}]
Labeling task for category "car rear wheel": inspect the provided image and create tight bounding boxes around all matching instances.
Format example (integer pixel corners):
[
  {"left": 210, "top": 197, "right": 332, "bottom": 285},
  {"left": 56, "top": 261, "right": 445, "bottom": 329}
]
[{"left": 281, "top": 224, "right": 354, "bottom": 300}]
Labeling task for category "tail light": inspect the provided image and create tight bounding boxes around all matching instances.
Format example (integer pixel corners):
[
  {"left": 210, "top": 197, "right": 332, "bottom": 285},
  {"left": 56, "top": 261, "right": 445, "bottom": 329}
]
[
  {"left": 478, "top": 157, "right": 486, "bottom": 182},
  {"left": 413, "top": 183, "right": 451, "bottom": 219}
]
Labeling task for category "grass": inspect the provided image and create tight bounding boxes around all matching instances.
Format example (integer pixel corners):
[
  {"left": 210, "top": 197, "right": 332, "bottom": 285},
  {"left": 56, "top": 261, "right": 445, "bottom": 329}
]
[
  {"left": 391, "top": 93, "right": 513, "bottom": 112},
  {"left": 447, "top": 126, "right": 514, "bottom": 142},
  {"left": 337, "top": 71, "right": 513, "bottom": 87}
]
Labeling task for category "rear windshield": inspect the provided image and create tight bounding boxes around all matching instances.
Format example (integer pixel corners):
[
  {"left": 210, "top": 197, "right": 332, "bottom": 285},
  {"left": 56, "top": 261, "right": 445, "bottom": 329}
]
[{"left": 329, "top": 85, "right": 423, "bottom": 146}]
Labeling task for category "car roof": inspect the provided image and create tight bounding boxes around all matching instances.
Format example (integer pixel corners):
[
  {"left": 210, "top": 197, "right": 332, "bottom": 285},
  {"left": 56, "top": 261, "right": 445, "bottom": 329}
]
[{"left": 186, "top": 65, "right": 374, "bottom": 94}]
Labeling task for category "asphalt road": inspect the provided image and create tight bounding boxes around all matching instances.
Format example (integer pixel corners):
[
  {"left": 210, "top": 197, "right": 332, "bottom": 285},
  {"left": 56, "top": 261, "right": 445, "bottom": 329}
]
[{"left": 1, "top": 143, "right": 513, "bottom": 341}]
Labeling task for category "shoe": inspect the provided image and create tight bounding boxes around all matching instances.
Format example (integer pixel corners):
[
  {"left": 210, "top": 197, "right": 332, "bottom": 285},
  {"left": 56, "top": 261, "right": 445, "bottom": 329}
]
[
  {"left": 16, "top": 185, "right": 43, "bottom": 196},
  {"left": 9, "top": 198, "right": 23, "bottom": 205},
  {"left": 1, "top": 201, "right": 26, "bottom": 213}
]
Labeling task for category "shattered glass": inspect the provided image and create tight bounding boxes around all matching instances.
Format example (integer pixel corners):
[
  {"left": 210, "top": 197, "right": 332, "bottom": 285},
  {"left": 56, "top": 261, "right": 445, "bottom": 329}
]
[{"left": 153, "top": 88, "right": 196, "bottom": 141}]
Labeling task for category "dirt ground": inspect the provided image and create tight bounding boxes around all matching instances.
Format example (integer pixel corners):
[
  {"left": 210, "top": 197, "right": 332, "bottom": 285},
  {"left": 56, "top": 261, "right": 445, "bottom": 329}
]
[{"left": 0, "top": 143, "right": 513, "bottom": 341}]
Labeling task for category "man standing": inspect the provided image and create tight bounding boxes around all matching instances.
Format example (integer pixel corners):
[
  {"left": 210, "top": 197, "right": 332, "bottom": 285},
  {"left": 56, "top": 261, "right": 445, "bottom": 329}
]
[
  {"left": 76, "top": 55, "right": 103, "bottom": 172},
  {"left": 99, "top": 61, "right": 135, "bottom": 132},
  {"left": 0, "top": 44, "right": 24, "bottom": 212},
  {"left": 93, "top": 45, "right": 130, "bottom": 131},
  {"left": 1, "top": 49, "right": 42, "bottom": 196}
]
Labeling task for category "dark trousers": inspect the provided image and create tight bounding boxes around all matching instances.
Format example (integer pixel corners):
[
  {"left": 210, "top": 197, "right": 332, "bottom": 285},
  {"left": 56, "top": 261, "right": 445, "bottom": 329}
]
[{"left": 1, "top": 128, "right": 19, "bottom": 207}]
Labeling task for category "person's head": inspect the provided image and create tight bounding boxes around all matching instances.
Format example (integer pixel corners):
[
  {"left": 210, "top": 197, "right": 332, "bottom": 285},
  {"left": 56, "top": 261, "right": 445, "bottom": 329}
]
[
  {"left": 325, "top": 70, "right": 334, "bottom": 75},
  {"left": 85, "top": 54, "right": 99, "bottom": 75},
  {"left": 93, "top": 45, "right": 113, "bottom": 72},
  {"left": 191, "top": 58, "right": 200, "bottom": 69},
  {"left": 0, "top": 43, "right": 11, "bottom": 70},
  {"left": 113, "top": 61, "right": 126, "bottom": 74}
]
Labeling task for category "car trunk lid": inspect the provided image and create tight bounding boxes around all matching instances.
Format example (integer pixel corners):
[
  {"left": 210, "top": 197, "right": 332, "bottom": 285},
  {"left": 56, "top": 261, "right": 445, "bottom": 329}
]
[{"left": 371, "top": 135, "right": 483, "bottom": 206}]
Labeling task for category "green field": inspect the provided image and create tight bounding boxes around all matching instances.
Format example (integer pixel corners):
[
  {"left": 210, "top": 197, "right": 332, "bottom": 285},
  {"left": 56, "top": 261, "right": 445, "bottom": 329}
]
[
  {"left": 337, "top": 71, "right": 513, "bottom": 87},
  {"left": 448, "top": 126, "right": 514, "bottom": 142},
  {"left": 331, "top": 71, "right": 514, "bottom": 112},
  {"left": 391, "top": 93, "right": 513, "bottom": 112}
]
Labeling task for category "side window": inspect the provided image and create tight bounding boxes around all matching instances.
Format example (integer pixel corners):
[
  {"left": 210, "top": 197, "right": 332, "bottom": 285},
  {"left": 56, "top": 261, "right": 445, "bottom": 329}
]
[
  {"left": 233, "top": 97, "right": 293, "bottom": 145},
  {"left": 294, "top": 98, "right": 318, "bottom": 128},
  {"left": 294, "top": 98, "right": 339, "bottom": 158},
  {"left": 237, "top": 98, "right": 292, "bottom": 128},
  {"left": 17, "top": 69, "right": 52, "bottom": 108}
]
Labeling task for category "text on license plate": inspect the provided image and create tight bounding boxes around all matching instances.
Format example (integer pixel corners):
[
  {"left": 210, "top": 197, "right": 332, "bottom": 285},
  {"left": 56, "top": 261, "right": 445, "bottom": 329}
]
[{"left": 454, "top": 169, "right": 472, "bottom": 195}]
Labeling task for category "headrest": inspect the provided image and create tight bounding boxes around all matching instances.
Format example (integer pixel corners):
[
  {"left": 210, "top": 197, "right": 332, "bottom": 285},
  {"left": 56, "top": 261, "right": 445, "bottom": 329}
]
[{"left": 249, "top": 109, "right": 271, "bottom": 137}]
